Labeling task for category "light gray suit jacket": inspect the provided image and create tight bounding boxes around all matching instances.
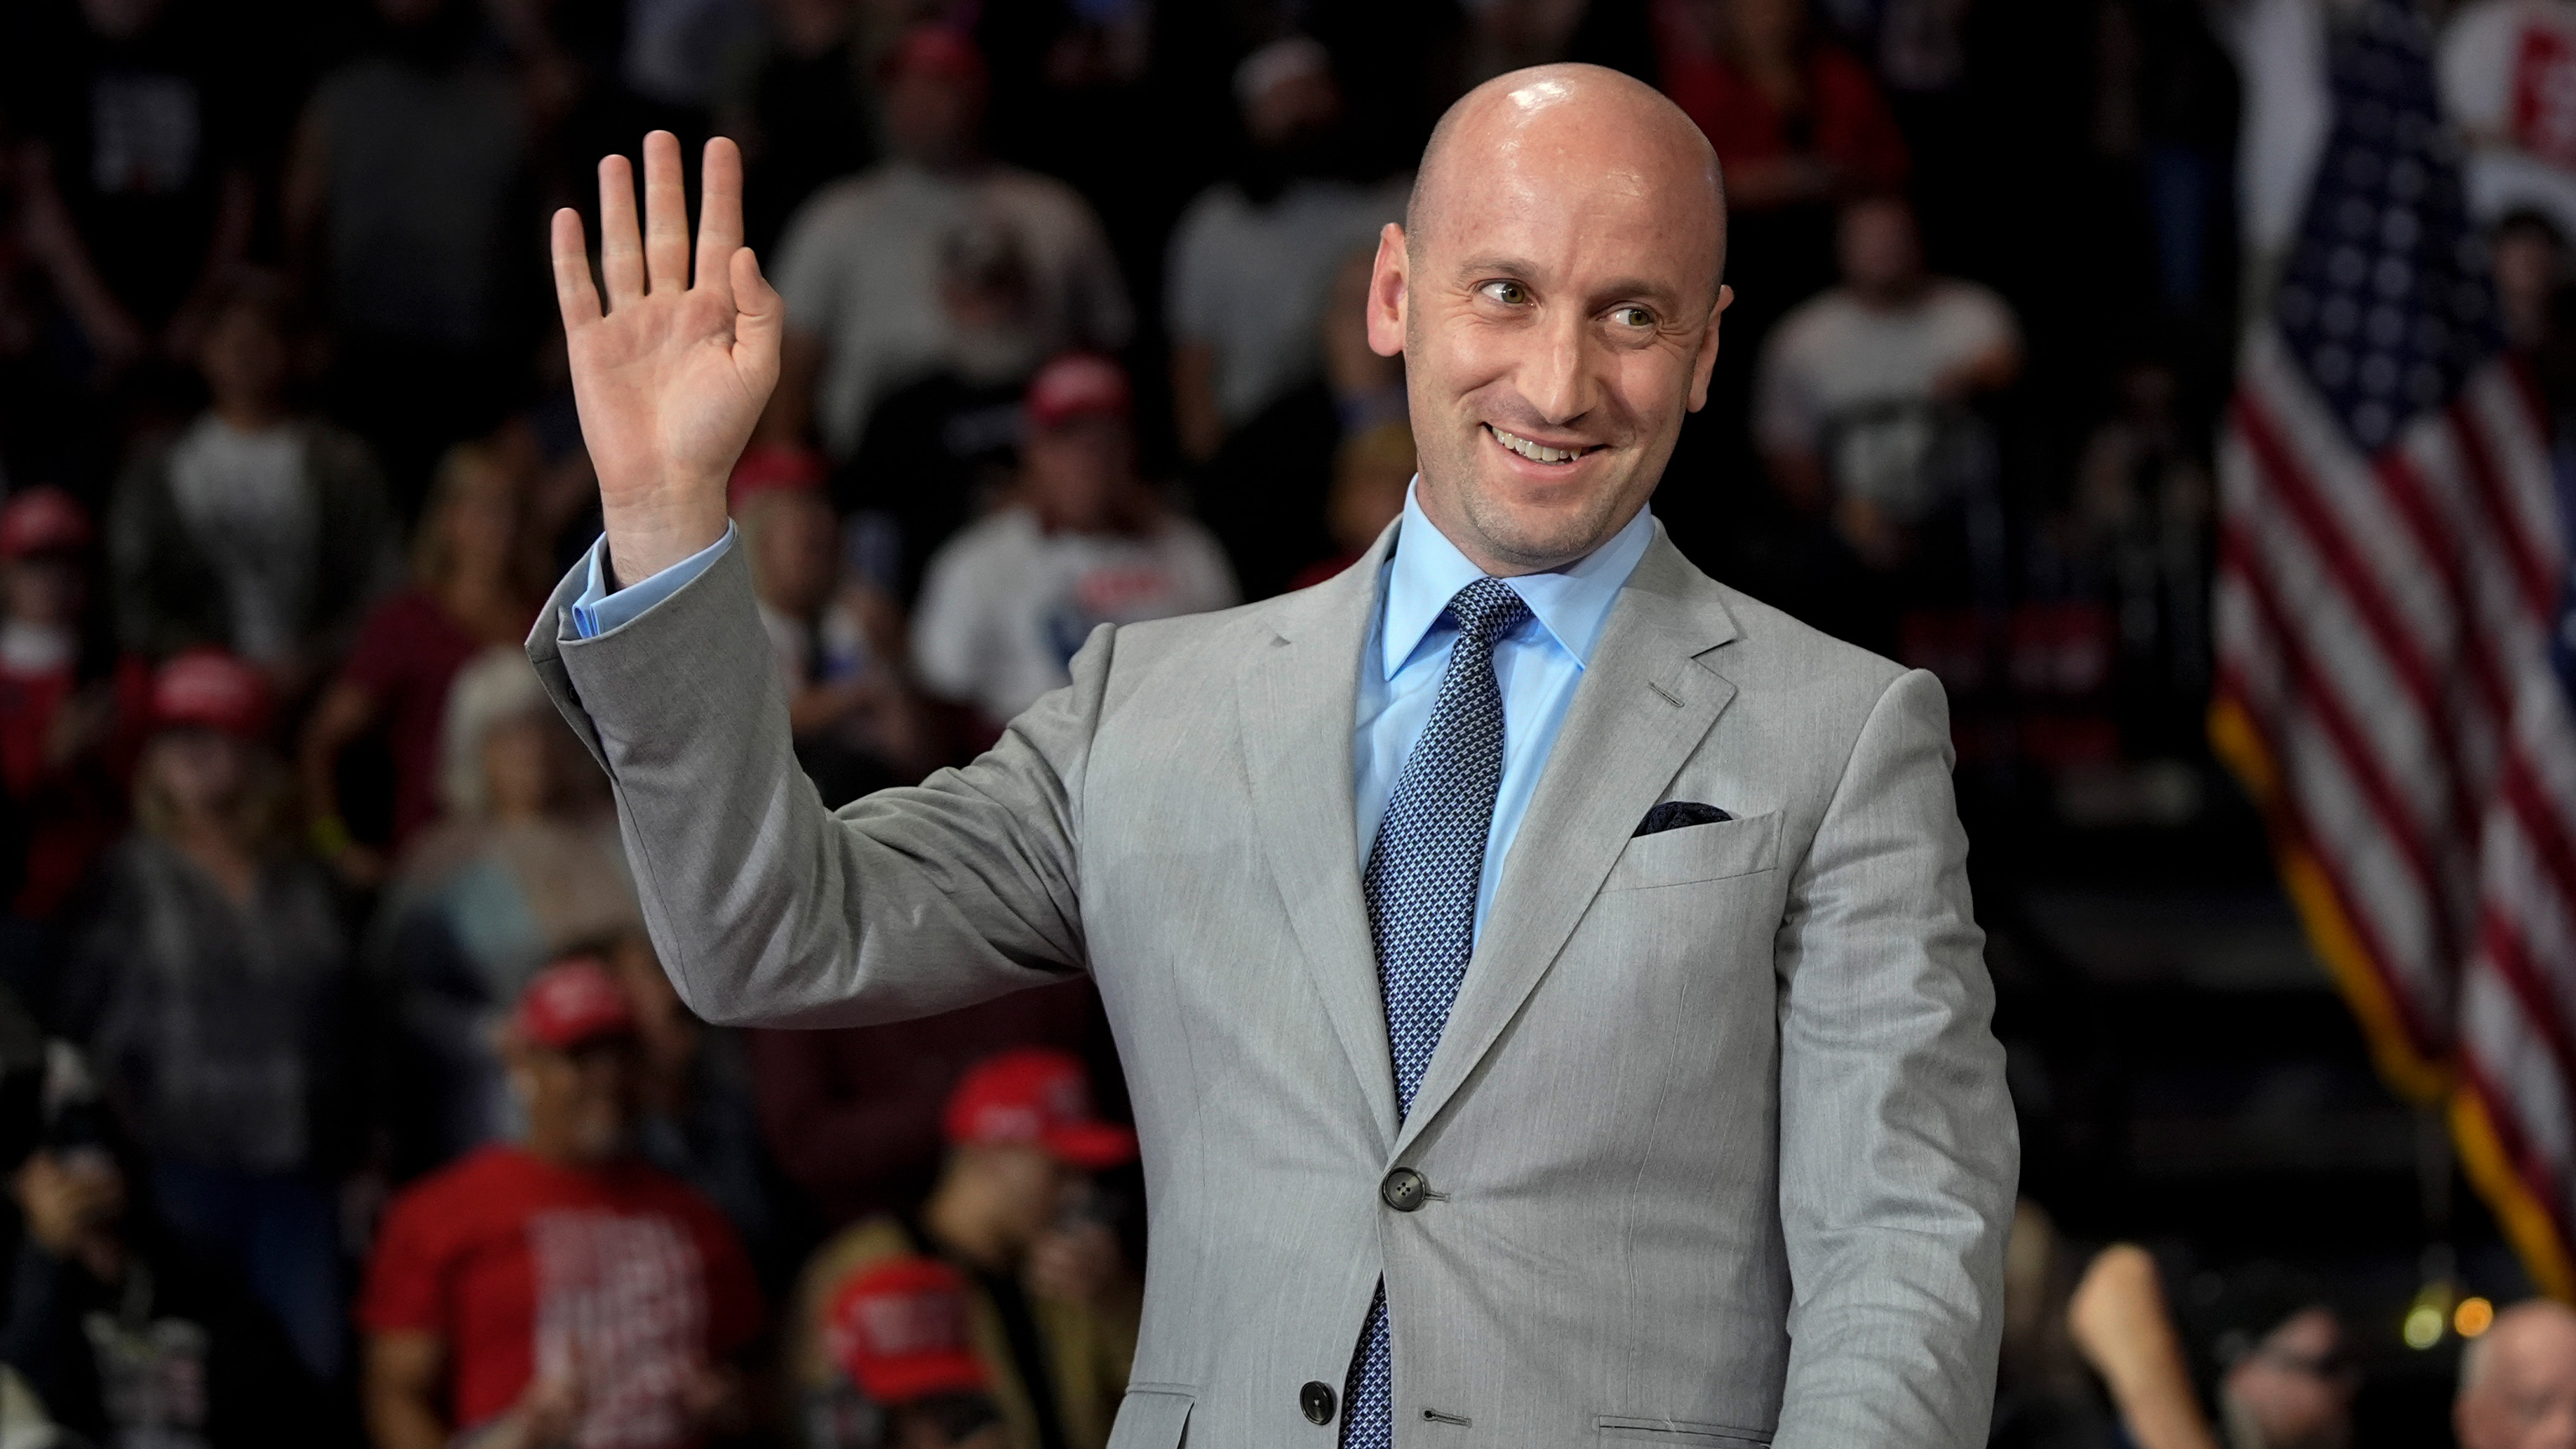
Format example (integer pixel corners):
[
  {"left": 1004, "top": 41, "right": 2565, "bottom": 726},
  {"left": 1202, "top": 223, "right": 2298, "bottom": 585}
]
[{"left": 530, "top": 518, "right": 2016, "bottom": 1449}]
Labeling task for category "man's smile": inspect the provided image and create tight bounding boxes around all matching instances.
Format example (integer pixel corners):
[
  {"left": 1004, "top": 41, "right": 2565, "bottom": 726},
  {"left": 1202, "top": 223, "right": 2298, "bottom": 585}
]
[{"left": 1484, "top": 423, "right": 1604, "bottom": 466}]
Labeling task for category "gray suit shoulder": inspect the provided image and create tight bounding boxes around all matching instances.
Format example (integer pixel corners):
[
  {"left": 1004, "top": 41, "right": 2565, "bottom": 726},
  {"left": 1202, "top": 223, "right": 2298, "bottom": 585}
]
[{"left": 1703, "top": 576, "right": 1919, "bottom": 707}]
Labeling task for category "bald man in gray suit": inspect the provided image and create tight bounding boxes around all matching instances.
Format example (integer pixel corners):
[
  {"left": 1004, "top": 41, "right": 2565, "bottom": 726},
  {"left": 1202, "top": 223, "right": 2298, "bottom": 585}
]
[{"left": 529, "top": 63, "right": 2015, "bottom": 1449}]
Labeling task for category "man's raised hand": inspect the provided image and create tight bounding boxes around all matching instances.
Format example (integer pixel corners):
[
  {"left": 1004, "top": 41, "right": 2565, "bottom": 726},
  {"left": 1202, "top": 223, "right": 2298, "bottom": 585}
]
[{"left": 551, "top": 132, "right": 782, "bottom": 587}]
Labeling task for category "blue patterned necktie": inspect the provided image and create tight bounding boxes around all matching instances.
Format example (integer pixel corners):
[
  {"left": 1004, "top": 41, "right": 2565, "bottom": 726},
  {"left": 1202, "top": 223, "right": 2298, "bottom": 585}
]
[{"left": 1341, "top": 577, "right": 1530, "bottom": 1449}]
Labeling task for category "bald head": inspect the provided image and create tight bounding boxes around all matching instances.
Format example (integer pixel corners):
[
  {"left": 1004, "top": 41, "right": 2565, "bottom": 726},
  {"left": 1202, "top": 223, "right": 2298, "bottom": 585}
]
[
  {"left": 1367, "top": 64, "right": 1734, "bottom": 575},
  {"left": 2460, "top": 1301, "right": 2576, "bottom": 1449},
  {"left": 1409, "top": 65, "right": 1728, "bottom": 301}
]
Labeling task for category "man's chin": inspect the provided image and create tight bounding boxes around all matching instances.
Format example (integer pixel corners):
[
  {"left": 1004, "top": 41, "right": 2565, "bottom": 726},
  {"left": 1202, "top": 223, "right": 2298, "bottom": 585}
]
[{"left": 1457, "top": 472, "right": 1639, "bottom": 570}]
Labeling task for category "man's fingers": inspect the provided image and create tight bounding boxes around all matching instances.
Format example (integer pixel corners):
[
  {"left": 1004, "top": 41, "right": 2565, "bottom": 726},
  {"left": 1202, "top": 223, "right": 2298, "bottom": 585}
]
[
  {"left": 642, "top": 130, "right": 689, "bottom": 294},
  {"left": 694, "top": 135, "right": 745, "bottom": 308},
  {"left": 549, "top": 209, "right": 601, "bottom": 330},
  {"left": 598, "top": 154, "right": 644, "bottom": 304},
  {"left": 731, "top": 247, "right": 784, "bottom": 395}
]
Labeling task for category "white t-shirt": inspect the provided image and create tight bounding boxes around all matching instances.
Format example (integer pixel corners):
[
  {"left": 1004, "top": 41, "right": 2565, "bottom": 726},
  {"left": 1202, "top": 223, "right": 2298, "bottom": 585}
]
[
  {"left": 1752, "top": 280, "right": 2020, "bottom": 460},
  {"left": 2440, "top": 0, "right": 2576, "bottom": 235},
  {"left": 911, "top": 507, "right": 1238, "bottom": 723},
  {"left": 775, "top": 161, "right": 1134, "bottom": 459},
  {"left": 1165, "top": 178, "right": 1405, "bottom": 426},
  {"left": 166, "top": 413, "right": 315, "bottom": 663}
]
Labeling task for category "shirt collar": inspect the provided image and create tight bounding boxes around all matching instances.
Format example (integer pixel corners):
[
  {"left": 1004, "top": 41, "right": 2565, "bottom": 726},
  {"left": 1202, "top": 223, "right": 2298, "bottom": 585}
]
[{"left": 1379, "top": 480, "right": 1657, "bottom": 681}]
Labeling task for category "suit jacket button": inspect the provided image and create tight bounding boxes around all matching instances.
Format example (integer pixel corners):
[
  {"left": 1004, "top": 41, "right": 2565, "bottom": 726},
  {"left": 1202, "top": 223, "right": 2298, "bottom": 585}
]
[
  {"left": 1301, "top": 1380, "right": 1337, "bottom": 1425},
  {"left": 1381, "top": 1166, "right": 1429, "bottom": 1212}
]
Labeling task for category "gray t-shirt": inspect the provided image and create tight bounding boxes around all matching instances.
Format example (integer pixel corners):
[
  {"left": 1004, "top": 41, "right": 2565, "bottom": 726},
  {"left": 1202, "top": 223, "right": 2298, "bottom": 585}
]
[
  {"left": 776, "top": 161, "right": 1134, "bottom": 458},
  {"left": 1165, "top": 178, "right": 1405, "bottom": 427}
]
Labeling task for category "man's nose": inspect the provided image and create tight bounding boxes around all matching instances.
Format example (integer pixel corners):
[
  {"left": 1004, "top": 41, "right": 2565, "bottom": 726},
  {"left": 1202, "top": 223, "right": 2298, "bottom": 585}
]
[{"left": 1519, "top": 305, "right": 1600, "bottom": 426}]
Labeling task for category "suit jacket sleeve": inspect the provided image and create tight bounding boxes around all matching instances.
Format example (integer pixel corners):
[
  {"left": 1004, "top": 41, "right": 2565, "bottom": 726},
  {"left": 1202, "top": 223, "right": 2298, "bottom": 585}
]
[
  {"left": 1771, "top": 667, "right": 2015, "bottom": 1448},
  {"left": 528, "top": 541, "right": 1097, "bottom": 1029}
]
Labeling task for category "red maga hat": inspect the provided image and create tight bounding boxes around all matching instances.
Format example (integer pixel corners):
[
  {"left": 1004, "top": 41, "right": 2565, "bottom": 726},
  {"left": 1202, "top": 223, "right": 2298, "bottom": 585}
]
[
  {"left": 512, "top": 957, "right": 637, "bottom": 1051},
  {"left": 1024, "top": 353, "right": 1132, "bottom": 431},
  {"left": 824, "top": 1256, "right": 989, "bottom": 1406},
  {"left": 884, "top": 24, "right": 985, "bottom": 86},
  {"left": 943, "top": 1048, "right": 1136, "bottom": 1170},
  {"left": 149, "top": 650, "right": 273, "bottom": 740},
  {"left": 0, "top": 488, "right": 95, "bottom": 559},
  {"left": 727, "top": 444, "right": 828, "bottom": 512}
]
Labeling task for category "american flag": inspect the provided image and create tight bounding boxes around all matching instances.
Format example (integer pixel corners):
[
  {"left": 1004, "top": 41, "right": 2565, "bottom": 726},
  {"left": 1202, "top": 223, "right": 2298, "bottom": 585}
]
[{"left": 2210, "top": 0, "right": 2576, "bottom": 1296}]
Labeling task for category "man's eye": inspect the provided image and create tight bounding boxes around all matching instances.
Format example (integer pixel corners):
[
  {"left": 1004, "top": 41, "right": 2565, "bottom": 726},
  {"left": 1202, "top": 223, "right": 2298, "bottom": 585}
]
[
  {"left": 1482, "top": 281, "right": 1530, "bottom": 305},
  {"left": 1612, "top": 306, "right": 1654, "bottom": 329}
]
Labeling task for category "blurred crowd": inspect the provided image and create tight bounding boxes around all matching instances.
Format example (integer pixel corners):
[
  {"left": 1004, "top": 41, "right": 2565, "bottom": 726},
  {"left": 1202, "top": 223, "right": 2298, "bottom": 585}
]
[{"left": 2, "top": 0, "right": 2576, "bottom": 1444}]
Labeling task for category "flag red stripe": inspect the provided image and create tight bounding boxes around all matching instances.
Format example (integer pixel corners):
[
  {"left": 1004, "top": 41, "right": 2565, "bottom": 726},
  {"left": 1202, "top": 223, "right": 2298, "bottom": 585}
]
[{"left": 2446, "top": 392, "right": 2558, "bottom": 621}]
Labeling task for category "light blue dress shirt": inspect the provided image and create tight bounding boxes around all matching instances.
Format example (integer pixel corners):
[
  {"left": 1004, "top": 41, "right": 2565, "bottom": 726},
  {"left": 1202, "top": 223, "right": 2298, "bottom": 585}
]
[
  {"left": 569, "top": 526, "right": 738, "bottom": 638},
  {"left": 1354, "top": 486, "right": 1656, "bottom": 940},
  {"left": 570, "top": 486, "right": 1659, "bottom": 943}
]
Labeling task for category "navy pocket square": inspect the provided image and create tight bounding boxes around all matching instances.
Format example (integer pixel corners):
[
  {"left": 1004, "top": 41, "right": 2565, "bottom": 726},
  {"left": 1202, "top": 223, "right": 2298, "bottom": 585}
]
[{"left": 1634, "top": 801, "right": 1732, "bottom": 837}]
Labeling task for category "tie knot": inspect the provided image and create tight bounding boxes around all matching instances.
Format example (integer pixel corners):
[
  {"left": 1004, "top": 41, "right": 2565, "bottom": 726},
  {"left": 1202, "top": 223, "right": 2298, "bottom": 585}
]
[{"left": 1447, "top": 577, "right": 1530, "bottom": 647}]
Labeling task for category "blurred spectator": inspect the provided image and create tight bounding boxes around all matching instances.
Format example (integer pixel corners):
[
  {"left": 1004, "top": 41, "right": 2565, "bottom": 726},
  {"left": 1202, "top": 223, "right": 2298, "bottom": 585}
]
[
  {"left": 746, "top": 979, "right": 1110, "bottom": 1230},
  {"left": 62, "top": 651, "right": 360, "bottom": 1384},
  {"left": 2093, "top": 0, "right": 2242, "bottom": 315},
  {"left": 788, "top": 1051, "right": 1139, "bottom": 1449},
  {"left": 106, "top": 275, "right": 400, "bottom": 695},
  {"left": 1753, "top": 195, "right": 2020, "bottom": 568},
  {"left": 2441, "top": 0, "right": 2576, "bottom": 243},
  {"left": 1207, "top": 243, "right": 1410, "bottom": 599},
  {"left": 1578, "top": 0, "right": 1905, "bottom": 209},
  {"left": 620, "top": 0, "right": 761, "bottom": 123},
  {"left": 808, "top": 1256, "right": 1005, "bottom": 1449},
  {"left": 2457, "top": 1299, "right": 2576, "bottom": 1449},
  {"left": 2068, "top": 1245, "right": 2358, "bottom": 1449},
  {"left": 1290, "top": 421, "right": 1415, "bottom": 590},
  {"left": 602, "top": 933, "right": 785, "bottom": 1289},
  {"left": 2496, "top": 210, "right": 2572, "bottom": 351},
  {"left": 1165, "top": 39, "right": 1405, "bottom": 465},
  {"left": 737, "top": 460, "right": 932, "bottom": 805},
  {"left": 715, "top": 0, "right": 885, "bottom": 253},
  {"left": 360, "top": 958, "right": 763, "bottom": 1449},
  {"left": 299, "top": 440, "right": 546, "bottom": 880},
  {"left": 911, "top": 354, "right": 1235, "bottom": 733},
  {"left": 841, "top": 216, "right": 1050, "bottom": 605},
  {"left": 374, "top": 646, "right": 633, "bottom": 1176},
  {"left": 768, "top": 25, "right": 1132, "bottom": 463},
  {"left": 285, "top": 0, "right": 538, "bottom": 512},
  {"left": 0, "top": 1045, "right": 319, "bottom": 1447},
  {"left": 8, "top": 0, "right": 255, "bottom": 382},
  {"left": 1, "top": 489, "right": 148, "bottom": 925}
]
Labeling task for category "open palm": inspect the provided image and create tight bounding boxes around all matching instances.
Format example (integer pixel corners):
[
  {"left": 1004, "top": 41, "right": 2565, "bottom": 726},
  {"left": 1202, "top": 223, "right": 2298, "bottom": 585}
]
[{"left": 552, "top": 132, "right": 782, "bottom": 584}]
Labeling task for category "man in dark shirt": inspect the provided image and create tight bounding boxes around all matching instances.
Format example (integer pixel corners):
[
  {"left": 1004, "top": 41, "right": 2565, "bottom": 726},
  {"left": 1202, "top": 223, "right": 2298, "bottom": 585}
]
[{"left": 788, "top": 1051, "right": 1139, "bottom": 1449}]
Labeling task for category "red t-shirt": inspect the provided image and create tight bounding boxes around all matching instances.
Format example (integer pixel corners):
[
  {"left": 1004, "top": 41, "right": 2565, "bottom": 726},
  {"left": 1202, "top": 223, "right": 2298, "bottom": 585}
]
[
  {"left": 337, "top": 590, "right": 493, "bottom": 845},
  {"left": 361, "top": 1146, "right": 764, "bottom": 1447},
  {"left": 1651, "top": 5, "right": 1910, "bottom": 198}
]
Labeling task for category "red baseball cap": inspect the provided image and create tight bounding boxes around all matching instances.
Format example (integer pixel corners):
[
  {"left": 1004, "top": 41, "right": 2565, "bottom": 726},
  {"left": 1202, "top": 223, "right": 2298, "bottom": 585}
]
[
  {"left": 727, "top": 444, "right": 827, "bottom": 513},
  {"left": 884, "top": 24, "right": 985, "bottom": 86},
  {"left": 0, "top": 488, "right": 95, "bottom": 559},
  {"left": 150, "top": 649, "right": 273, "bottom": 740},
  {"left": 943, "top": 1049, "right": 1136, "bottom": 1170},
  {"left": 824, "top": 1256, "right": 989, "bottom": 1406},
  {"left": 1025, "top": 353, "right": 1132, "bottom": 431},
  {"left": 512, "top": 957, "right": 637, "bottom": 1051}
]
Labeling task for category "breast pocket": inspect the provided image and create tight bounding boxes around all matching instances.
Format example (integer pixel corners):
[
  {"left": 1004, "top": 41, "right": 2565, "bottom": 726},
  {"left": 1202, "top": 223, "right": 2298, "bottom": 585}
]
[
  {"left": 1597, "top": 1416, "right": 1771, "bottom": 1447},
  {"left": 1602, "top": 811, "right": 1780, "bottom": 892}
]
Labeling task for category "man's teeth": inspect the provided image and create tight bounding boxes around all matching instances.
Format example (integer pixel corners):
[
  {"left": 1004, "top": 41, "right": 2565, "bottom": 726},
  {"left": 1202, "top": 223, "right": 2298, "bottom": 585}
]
[{"left": 1490, "top": 426, "right": 1582, "bottom": 465}]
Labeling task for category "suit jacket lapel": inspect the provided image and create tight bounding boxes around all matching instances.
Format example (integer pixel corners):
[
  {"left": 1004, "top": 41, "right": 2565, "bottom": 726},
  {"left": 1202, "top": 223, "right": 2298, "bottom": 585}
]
[
  {"left": 1238, "top": 525, "right": 1402, "bottom": 1154},
  {"left": 1394, "top": 527, "right": 1741, "bottom": 1157}
]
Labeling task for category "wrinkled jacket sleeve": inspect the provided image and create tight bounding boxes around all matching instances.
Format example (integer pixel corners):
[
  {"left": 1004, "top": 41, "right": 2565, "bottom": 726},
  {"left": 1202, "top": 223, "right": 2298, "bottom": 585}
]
[
  {"left": 1772, "top": 668, "right": 2017, "bottom": 1448},
  {"left": 528, "top": 542, "right": 1098, "bottom": 1029}
]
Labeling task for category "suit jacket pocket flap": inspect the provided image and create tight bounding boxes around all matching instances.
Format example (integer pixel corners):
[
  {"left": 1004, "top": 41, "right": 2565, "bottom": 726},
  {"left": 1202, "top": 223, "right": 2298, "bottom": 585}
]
[
  {"left": 1597, "top": 1416, "right": 1770, "bottom": 1446},
  {"left": 1109, "top": 1385, "right": 1194, "bottom": 1449},
  {"left": 1602, "top": 811, "right": 1780, "bottom": 891}
]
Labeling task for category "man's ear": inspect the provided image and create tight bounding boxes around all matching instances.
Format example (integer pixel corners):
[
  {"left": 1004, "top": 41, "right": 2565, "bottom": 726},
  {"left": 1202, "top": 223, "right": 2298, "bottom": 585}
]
[
  {"left": 1366, "top": 223, "right": 1409, "bottom": 359},
  {"left": 1685, "top": 284, "right": 1733, "bottom": 414}
]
